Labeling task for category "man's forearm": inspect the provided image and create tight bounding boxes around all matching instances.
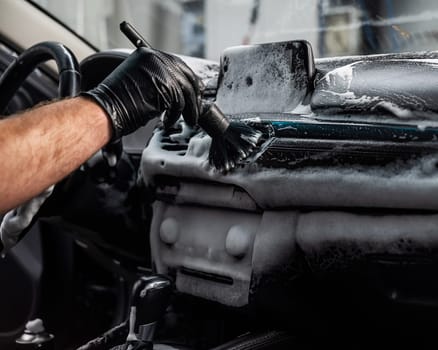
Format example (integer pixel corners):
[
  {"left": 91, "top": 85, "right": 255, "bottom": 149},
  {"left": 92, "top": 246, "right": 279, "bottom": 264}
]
[{"left": 0, "top": 97, "right": 112, "bottom": 213}]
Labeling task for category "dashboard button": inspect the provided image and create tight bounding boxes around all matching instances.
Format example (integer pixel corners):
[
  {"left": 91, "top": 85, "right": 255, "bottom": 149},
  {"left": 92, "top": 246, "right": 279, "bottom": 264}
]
[
  {"left": 225, "top": 225, "right": 252, "bottom": 258},
  {"left": 160, "top": 217, "right": 180, "bottom": 245}
]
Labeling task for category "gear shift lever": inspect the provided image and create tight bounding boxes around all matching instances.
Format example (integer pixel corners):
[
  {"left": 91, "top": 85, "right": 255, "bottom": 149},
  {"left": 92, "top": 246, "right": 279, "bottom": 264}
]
[
  {"left": 76, "top": 275, "right": 172, "bottom": 350},
  {"left": 126, "top": 275, "right": 173, "bottom": 346}
]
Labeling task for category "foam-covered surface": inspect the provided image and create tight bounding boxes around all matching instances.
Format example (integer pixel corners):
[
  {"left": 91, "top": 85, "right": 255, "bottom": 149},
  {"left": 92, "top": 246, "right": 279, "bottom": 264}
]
[
  {"left": 141, "top": 121, "right": 438, "bottom": 210},
  {"left": 297, "top": 211, "right": 438, "bottom": 272},
  {"left": 215, "top": 41, "right": 313, "bottom": 115},
  {"left": 312, "top": 58, "right": 438, "bottom": 118}
]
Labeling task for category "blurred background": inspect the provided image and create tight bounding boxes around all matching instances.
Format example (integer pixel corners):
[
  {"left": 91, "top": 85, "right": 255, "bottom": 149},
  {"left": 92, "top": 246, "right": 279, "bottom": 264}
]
[{"left": 32, "top": 0, "right": 438, "bottom": 60}]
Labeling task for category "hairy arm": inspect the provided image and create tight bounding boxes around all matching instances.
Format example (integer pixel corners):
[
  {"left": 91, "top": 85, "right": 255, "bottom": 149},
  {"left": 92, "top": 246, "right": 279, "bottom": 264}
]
[{"left": 0, "top": 97, "right": 112, "bottom": 213}]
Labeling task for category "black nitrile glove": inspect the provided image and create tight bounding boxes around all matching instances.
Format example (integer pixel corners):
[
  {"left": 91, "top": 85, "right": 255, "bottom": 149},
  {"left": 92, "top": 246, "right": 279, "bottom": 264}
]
[{"left": 82, "top": 47, "right": 202, "bottom": 139}]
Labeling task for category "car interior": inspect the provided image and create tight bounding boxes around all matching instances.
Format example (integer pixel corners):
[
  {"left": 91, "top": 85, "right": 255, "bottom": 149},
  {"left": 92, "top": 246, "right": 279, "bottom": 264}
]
[{"left": 2, "top": 1, "right": 438, "bottom": 349}]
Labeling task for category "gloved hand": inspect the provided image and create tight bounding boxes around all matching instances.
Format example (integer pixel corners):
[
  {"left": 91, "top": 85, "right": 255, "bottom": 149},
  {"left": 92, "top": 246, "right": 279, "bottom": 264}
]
[{"left": 82, "top": 47, "right": 203, "bottom": 139}]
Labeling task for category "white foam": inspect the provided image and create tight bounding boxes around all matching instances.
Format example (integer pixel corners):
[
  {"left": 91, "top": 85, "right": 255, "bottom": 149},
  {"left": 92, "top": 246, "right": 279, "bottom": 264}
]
[
  {"left": 376, "top": 101, "right": 414, "bottom": 119},
  {"left": 291, "top": 103, "right": 313, "bottom": 115},
  {"left": 320, "top": 61, "right": 361, "bottom": 89},
  {"left": 321, "top": 89, "right": 380, "bottom": 106},
  {"left": 141, "top": 125, "right": 438, "bottom": 211}
]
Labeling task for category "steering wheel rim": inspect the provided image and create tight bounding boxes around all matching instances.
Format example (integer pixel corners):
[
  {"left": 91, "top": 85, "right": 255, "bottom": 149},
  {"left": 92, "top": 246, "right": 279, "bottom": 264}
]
[{"left": 0, "top": 41, "right": 81, "bottom": 113}]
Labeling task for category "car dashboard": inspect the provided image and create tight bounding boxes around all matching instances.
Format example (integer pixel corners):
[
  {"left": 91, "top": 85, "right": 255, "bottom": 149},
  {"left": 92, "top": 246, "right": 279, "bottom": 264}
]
[
  {"left": 134, "top": 45, "right": 438, "bottom": 314},
  {"left": 80, "top": 44, "right": 438, "bottom": 312}
]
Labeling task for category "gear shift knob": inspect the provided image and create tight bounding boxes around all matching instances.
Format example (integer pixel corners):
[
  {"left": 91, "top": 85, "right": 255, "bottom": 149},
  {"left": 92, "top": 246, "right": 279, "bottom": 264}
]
[{"left": 127, "top": 275, "right": 173, "bottom": 343}]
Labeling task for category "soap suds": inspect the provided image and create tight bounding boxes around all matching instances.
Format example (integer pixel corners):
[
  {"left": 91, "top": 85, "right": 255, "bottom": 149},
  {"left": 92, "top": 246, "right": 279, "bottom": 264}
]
[
  {"left": 216, "top": 42, "right": 309, "bottom": 115},
  {"left": 320, "top": 61, "right": 361, "bottom": 90},
  {"left": 375, "top": 101, "right": 415, "bottom": 119},
  {"left": 141, "top": 123, "right": 438, "bottom": 211}
]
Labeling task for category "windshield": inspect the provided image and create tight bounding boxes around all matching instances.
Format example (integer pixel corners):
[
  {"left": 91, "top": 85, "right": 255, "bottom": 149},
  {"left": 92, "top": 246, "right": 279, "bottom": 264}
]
[{"left": 31, "top": 0, "right": 438, "bottom": 60}]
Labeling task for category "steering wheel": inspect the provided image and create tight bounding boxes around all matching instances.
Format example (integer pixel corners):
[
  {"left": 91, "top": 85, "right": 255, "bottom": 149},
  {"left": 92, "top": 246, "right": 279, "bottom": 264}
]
[
  {"left": 0, "top": 41, "right": 80, "bottom": 252},
  {"left": 0, "top": 41, "right": 80, "bottom": 111}
]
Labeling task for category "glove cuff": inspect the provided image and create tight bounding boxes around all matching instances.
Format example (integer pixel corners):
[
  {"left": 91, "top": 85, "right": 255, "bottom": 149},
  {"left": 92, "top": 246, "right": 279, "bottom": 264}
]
[{"left": 80, "top": 88, "right": 123, "bottom": 140}]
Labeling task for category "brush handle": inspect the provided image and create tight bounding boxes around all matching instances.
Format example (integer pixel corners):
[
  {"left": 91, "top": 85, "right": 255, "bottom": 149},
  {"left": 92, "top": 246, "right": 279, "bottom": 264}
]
[
  {"left": 120, "top": 21, "right": 152, "bottom": 49},
  {"left": 198, "top": 103, "right": 230, "bottom": 137}
]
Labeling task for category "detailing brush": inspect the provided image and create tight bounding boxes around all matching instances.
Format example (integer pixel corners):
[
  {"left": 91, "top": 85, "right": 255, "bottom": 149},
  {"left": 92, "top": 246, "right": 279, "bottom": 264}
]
[
  {"left": 120, "top": 21, "right": 263, "bottom": 172},
  {"left": 198, "top": 102, "right": 262, "bottom": 172}
]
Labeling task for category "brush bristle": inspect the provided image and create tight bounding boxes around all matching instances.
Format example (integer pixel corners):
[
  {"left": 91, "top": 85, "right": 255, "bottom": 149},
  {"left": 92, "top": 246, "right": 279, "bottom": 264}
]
[{"left": 209, "top": 121, "right": 262, "bottom": 172}]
